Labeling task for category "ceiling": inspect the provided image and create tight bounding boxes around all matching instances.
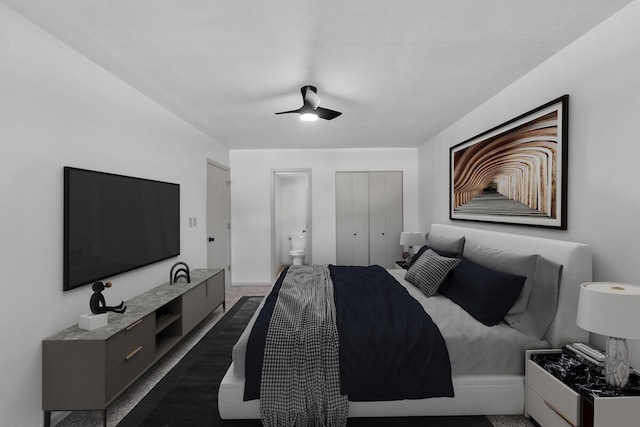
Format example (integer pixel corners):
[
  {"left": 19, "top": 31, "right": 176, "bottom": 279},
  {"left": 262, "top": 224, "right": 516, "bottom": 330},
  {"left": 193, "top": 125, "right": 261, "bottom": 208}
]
[{"left": 2, "top": 0, "right": 634, "bottom": 150}]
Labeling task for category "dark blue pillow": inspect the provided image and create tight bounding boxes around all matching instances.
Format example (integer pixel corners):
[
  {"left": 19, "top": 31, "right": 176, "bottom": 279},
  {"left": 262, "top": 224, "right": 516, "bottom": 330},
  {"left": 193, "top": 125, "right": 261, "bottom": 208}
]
[{"left": 439, "top": 257, "right": 526, "bottom": 326}]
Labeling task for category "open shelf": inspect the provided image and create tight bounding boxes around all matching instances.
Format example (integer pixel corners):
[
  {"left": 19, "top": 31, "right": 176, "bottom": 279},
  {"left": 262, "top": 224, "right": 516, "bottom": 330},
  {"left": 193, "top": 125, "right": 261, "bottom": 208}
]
[
  {"left": 155, "top": 297, "right": 183, "bottom": 359},
  {"left": 156, "top": 313, "right": 181, "bottom": 334},
  {"left": 155, "top": 332, "right": 182, "bottom": 359}
]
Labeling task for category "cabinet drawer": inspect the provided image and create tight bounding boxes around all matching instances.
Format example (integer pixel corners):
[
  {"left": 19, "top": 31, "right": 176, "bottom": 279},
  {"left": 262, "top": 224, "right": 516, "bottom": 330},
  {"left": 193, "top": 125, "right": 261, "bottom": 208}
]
[
  {"left": 527, "top": 360, "right": 580, "bottom": 426},
  {"left": 528, "top": 386, "right": 576, "bottom": 427},
  {"left": 105, "top": 338, "right": 154, "bottom": 402},
  {"left": 106, "top": 314, "right": 154, "bottom": 370}
]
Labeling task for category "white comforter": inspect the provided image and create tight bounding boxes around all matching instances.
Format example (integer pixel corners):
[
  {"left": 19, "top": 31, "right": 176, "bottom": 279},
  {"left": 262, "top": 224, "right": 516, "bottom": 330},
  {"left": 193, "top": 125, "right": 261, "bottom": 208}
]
[{"left": 386, "top": 269, "right": 548, "bottom": 375}]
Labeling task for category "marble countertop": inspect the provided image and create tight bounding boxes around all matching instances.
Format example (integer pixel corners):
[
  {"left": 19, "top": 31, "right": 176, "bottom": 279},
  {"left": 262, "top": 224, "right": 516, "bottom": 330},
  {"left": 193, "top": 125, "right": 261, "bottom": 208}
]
[
  {"left": 531, "top": 352, "right": 640, "bottom": 401},
  {"left": 45, "top": 268, "right": 223, "bottom": 341}
]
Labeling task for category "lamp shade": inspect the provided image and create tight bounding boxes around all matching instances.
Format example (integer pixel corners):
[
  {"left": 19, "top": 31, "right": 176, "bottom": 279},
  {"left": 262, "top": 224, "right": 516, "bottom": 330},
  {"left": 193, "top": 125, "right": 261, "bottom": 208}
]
[
  {"left": 576, "top": 282, "right": 640, "bottom": 339},
  {"left": 399, "top": 232, "right": 425, "bottom": 248}
]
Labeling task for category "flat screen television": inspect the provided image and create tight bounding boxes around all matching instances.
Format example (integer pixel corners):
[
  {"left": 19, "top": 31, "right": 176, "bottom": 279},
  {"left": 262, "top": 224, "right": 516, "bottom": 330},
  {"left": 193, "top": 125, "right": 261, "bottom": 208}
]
[{"left": 64, "top": 167, "right": 180, "bottom": 291}]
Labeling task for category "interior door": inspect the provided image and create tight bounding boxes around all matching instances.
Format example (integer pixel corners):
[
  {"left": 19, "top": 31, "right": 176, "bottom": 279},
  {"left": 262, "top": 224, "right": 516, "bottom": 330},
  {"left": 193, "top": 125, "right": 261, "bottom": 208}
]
[{"left": 207, "top": 162, "right": 230, "bottom": 287}]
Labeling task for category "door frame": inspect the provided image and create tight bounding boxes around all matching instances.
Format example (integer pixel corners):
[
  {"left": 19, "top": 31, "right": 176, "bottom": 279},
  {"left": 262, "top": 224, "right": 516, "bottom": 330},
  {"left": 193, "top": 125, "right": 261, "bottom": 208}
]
[
  {"left": 271, "top": 168, "right": 312, "bottom": 279},
  {"left": 206, "top": 159, "right": 231, "bottom": 287}
]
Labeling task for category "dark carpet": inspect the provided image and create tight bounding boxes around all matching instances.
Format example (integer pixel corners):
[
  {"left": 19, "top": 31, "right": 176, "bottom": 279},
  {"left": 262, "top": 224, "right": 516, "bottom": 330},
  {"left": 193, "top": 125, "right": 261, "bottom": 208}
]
[{"left": 119, "top": 296, "right": 493, "bottom": 427}]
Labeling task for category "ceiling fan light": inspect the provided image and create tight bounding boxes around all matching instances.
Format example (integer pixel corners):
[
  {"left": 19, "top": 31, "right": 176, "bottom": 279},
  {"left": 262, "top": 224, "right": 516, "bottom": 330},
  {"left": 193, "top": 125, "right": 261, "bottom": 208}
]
[{"left": 300, "top": 113, "right": 318, "bottom": 122}]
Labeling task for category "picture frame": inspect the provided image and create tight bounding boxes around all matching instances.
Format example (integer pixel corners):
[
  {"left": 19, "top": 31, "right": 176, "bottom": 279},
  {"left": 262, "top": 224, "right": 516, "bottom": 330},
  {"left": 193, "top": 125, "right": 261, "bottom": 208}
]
[{"left": 449, "top": 95, "right": 569, "bottom": 229}]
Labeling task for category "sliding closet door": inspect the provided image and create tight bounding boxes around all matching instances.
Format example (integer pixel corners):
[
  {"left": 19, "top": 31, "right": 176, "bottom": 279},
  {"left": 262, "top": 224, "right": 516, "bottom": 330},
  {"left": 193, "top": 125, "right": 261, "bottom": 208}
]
[
  {"left": 351, "top": 173, "right": 370, "bottom": 265},
  {"left": 369, "top": 171, "right": 403, "bottom": 269},
  {"left": 368, "top": 172, "right": 387, "bottom": 267},
  {"left": 383, "top": 171, "right": 403, "bottom": 268},
  {"left": 336, "top": 172, "right": 369, "bottom": 266},
  {"left": 335, "top": 172, "right": 351, "bottom": 264},
  {"left": 336, "top": 171, "right": 402, "bottom": 267}
]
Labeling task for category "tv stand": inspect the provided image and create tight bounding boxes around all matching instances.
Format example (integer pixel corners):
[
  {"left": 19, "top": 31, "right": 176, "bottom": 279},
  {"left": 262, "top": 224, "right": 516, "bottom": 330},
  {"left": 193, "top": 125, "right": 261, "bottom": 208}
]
[{"left": 42, "top": 268, "right": 224, "bottom": 427}]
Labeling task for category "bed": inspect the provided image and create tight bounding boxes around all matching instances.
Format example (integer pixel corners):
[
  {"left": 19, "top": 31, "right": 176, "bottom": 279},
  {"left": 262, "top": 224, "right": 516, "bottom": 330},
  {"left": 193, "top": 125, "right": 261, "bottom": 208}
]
[{"left": 218, "top": 224, "right": 592, "bottom": 419}]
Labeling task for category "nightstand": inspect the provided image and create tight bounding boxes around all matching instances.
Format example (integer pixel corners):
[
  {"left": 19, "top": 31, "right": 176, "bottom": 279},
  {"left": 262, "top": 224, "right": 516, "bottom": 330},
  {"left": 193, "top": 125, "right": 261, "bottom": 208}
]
[
  {"left": 394, "top": 260, "right": 409, "bottom": 270},
  {"left": 525, "top": 349, "right": 640, "bottom": 427}
]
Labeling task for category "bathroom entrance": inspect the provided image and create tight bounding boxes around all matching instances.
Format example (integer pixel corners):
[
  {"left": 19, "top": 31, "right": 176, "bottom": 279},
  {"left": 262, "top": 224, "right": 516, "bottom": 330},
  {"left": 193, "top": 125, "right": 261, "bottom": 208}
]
[{"left": 271, "top": 169, "right": 312, "bottom": 278}]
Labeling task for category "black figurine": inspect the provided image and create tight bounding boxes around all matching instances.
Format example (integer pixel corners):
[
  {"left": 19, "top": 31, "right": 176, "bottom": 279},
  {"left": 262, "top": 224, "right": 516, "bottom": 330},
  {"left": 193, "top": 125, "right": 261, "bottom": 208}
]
[{"left": 89, "top": 281, "right": 126, "bottom": 314}]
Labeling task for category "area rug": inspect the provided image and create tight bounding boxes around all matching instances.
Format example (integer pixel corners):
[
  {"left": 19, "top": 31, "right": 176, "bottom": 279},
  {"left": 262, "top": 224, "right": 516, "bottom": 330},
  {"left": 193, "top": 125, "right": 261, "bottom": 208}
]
[{"left": 119, "top": 296, "right": 493, "bottom": 427}]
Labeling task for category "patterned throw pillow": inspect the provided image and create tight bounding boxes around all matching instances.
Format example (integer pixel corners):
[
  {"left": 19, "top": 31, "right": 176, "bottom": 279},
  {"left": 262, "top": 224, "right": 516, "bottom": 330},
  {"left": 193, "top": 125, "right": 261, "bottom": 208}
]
[{"left": 405, "top": 249, "right": 461, "bottom": 296}]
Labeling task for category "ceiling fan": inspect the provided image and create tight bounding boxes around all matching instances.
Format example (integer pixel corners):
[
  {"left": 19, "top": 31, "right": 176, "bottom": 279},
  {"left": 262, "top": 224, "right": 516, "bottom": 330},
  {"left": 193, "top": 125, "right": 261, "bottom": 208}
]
[{"left": 275, "top": 85, "right": 342, "bottom": 121}]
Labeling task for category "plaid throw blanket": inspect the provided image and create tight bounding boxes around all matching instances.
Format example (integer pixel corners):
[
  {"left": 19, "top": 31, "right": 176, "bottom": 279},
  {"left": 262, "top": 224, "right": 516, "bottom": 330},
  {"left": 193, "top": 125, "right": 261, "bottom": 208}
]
[{"left": 260, "top": 265, "right": 348, "bottom": 427}]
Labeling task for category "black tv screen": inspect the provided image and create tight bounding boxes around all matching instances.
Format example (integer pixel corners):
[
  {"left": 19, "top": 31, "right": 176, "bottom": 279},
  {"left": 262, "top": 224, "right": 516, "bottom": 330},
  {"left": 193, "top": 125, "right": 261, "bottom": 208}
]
[{"left": 64, "top": 167, "right": 180, "bottom": 291}]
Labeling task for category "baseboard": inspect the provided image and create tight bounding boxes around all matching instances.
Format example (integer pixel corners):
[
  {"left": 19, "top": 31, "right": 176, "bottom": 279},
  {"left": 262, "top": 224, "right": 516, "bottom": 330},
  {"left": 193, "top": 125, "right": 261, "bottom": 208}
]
[{"left": 230, "top": 282, "right": 272, "bottom": 287}]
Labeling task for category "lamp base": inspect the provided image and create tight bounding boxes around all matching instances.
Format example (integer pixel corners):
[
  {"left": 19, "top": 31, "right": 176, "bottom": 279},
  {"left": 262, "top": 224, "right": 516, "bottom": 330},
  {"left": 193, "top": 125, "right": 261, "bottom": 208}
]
[
  {"left": 402, "top": 247, "right": 415, "bottom": 260},
  {"left": 605, "top": 336, "right": 629, "bottom": 389}
]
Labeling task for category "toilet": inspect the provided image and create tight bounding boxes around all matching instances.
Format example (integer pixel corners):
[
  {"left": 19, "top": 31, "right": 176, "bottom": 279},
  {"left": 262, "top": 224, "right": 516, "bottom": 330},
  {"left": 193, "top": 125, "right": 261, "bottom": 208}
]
[{"left": 288, "top": 234, "right": 306, "bottom": 266}]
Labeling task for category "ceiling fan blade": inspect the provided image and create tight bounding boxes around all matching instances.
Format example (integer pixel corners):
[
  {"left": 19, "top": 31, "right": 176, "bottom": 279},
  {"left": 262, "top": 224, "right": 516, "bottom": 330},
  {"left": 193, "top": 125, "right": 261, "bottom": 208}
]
[
  {"left": 275, "top": 108, "right": 303, "bottom": 115},
  {"left": 315, "top": 107, "right": 342, "bottom": 120},
  {"left": 303, "top": 86, "right": 321, "bottom": 109}
]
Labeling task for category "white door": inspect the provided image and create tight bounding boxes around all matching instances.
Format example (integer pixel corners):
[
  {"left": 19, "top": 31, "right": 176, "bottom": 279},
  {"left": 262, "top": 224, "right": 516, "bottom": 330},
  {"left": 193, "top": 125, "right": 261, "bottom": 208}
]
[
  {"left": 351, "top": 172, "right": 370, "bottom": 266},
  {"left": 336, "top": 172, "right": 370, "bottom": 266},
  {"left": 369, "top": 171, "right": 403, "bottom": 268},
  {"left": 335, "top": 172, "right": 354, "bottom": 265},
  {"left": 383, "top": 171, "right": 403, "bottom": 268},
  {"left": 368, "top": 172, "right": 387, "bottom": 267},
  {"left": 207, "top": 162, "right": 230, "bottom": 287}
]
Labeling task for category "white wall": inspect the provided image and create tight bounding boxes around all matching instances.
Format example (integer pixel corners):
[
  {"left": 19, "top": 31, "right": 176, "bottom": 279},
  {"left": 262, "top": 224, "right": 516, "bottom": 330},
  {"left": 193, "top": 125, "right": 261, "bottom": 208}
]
[
  {"left": 230, "top": 148, "right": 418, "bottom": 284},
  {"left": 418, "top": 0, "right": 640, "bottom": 364},
  {"left": 0, "top": 4, "right": 228, "bottom": 426}
]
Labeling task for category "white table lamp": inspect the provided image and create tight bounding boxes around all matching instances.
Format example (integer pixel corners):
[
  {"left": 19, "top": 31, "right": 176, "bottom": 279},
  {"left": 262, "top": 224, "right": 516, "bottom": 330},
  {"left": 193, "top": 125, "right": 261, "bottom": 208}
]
[
  {"left": 399, "top": 232, "right": 425, "bottom": 259},
  {"left": 576, "top": 282, "right": 640, "bottom": 389}
]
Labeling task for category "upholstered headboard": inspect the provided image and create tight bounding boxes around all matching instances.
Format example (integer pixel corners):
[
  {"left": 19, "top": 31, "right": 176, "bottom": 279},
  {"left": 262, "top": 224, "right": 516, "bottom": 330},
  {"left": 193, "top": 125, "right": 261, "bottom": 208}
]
[{"left": 429, "top": 224, "right": 592, "bottom": 348}]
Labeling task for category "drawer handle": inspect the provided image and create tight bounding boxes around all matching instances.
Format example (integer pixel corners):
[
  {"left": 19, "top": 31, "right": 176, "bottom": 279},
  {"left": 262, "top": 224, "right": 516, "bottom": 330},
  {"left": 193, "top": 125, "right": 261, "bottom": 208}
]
[
  {"left": 126, "top": 319, "right": 143, "bottom": 331},
  {"left": 125, "top": 346, "right": 143, "bottom": 360},
  {"left": 543, "top": 399, "right": 577, "bottom": 427}
]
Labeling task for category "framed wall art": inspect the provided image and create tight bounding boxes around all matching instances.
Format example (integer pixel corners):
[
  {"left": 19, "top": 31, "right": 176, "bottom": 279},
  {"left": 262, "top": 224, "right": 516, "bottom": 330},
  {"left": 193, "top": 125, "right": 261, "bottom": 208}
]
[{"left": 450, "top": 95, "right": 568, "bottom": 229}]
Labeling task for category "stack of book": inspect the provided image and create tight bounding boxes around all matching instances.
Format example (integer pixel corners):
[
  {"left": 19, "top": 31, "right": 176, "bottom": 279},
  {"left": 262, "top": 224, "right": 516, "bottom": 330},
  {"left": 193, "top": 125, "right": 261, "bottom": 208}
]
[{"left": 563, "top": 342, "right": 605, "bottom": 371}]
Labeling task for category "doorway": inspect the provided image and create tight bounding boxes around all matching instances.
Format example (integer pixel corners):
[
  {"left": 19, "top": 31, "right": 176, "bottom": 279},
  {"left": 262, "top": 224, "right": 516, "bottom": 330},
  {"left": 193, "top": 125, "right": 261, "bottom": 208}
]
[
  {"left": 207, "top": 161, "right": 231, "bottom": 287},
  {"left": 271, "top": 169, "right": 312, "bottom": 278}
]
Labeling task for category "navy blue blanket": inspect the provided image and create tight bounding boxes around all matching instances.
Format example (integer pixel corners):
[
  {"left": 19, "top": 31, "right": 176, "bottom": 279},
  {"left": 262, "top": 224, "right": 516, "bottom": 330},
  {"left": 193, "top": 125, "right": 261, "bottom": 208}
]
[{"left": 243, "top": 265, "right": 453, "bottom": 402}]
